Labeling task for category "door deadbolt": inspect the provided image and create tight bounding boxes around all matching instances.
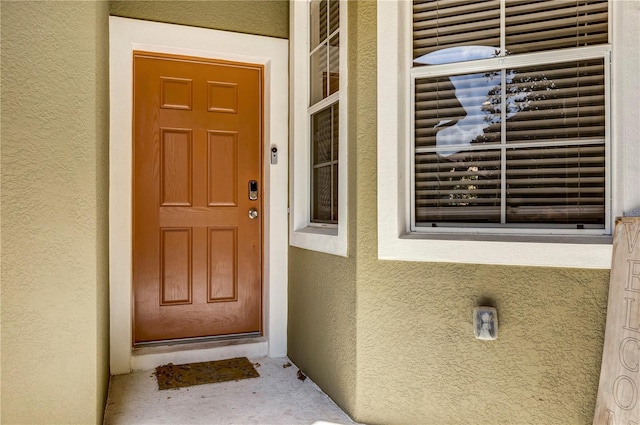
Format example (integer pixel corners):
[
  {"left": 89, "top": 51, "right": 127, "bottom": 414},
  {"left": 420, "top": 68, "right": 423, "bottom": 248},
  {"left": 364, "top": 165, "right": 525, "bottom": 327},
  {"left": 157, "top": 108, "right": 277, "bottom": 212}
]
[
  {"left": 249, "top": 180, "right": 258, "bottom": 201},
  {"left": 248, "top": 208, "right": 259, "bottom": 219}
]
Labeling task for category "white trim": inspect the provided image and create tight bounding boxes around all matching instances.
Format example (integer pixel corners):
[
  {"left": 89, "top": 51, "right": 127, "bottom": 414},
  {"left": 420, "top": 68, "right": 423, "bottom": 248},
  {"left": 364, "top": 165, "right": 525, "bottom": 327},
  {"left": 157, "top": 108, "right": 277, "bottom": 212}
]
[
  {"left": 289, "top": 0, "right": 349, "bottom": 257},
  {"left": 377, "top": 0, "right": 640, "bottom": 269},
  {"left": 109, "top": 17, "right": 289, "bottom": 374}
]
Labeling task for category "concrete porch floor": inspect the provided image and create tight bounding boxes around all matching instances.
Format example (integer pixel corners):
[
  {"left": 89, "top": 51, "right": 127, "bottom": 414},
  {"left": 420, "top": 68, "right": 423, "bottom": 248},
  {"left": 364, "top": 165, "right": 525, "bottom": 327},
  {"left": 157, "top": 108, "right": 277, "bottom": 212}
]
[{"left": 103, "top": 356, "right": 359, "bottom": 425}]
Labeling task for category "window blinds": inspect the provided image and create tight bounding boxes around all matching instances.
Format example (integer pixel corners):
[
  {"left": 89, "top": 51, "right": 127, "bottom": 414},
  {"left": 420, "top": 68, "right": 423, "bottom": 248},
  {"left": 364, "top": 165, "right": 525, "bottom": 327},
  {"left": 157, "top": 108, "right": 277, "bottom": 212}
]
[
  {"left": 412, "top": 0, "right": 608, "bottom": 228},
  {"left": 413, "top": 0, "right": 608, "bottom": 61}
]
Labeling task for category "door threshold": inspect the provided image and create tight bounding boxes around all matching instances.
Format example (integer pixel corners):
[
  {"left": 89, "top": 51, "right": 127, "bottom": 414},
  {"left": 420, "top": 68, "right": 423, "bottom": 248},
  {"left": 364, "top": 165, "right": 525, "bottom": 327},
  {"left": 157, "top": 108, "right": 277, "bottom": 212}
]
[
  {"left": 134, "top": 332, "right": 263, "bottom": 350},
  {"left": 129, "top": 334, "right": 268, "bottom": 372}
]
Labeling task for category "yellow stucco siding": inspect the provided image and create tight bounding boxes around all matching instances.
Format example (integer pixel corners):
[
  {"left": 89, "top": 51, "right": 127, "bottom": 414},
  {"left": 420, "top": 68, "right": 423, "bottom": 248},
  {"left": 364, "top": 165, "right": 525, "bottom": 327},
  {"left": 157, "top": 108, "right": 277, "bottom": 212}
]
[
  {"left": 1, "top": 1, "right": 110, "bottom": 423},
  {"left": 1, "top": 1, "right": 289, "bottom": 423},
  {"left": 109, "top": 0, "right": 289, "bottom": 39}
]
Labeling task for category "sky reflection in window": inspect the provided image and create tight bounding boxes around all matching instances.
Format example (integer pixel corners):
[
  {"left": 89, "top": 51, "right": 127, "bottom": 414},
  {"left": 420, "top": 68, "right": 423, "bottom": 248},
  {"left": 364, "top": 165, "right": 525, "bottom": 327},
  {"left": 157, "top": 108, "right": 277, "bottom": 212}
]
[{"left": 415, "top": 46, "right": 526, "bottom": 157}]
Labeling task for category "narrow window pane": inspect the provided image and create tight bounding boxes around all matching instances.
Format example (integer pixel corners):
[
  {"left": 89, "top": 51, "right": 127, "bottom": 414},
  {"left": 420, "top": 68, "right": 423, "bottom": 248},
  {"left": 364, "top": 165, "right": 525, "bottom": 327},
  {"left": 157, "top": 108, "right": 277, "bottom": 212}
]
[
  {"left": 311, "top": 104, "right": 339, "bottom": 224},
  {"left": 332, "top": 163, "right": 339, "bottom": 222},
  {"left": 332, "top": 102, "right": 339, "bottom": 161},
  {"left": 313, "top": 105, "right": 333, "bottom": 165},
  {"left": 310, "top": 43, "right": 328, "bottom": 105},
  {"left": 313, "top": 166, "right": 333, "bottom": 222},
  {"left": 310, "top": 0, "right": 328, "bottom": 50},
  {"left": 329, "top": 0, "right": 339, "bottom": 35},
  {"left": 328, "top": 33, "right": 340, "bottom": 97}
]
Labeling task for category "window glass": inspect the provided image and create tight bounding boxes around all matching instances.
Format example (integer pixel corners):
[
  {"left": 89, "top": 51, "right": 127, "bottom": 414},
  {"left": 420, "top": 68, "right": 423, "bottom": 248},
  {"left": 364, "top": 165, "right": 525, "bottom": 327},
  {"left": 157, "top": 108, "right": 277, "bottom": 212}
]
[
  {"left": 413, "top": 0, "right": 608, "bottom": 65},
  {"left": 310, "top": 0, "right": 340, "bottom": 225},
  {"left": 311, "top": 104, "right": 339, "bottom": 223},
  {"left": 413, "top": 0, "right": 501, "bottom": 66},
  {"left": 412, "top": 0, "right": 608, "bottom": 231}
]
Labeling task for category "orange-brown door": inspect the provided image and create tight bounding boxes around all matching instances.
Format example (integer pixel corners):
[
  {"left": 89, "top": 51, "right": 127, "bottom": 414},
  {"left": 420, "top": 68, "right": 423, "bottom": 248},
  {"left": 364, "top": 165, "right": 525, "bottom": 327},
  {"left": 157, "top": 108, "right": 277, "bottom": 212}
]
[{"left": 133, "top": 52, "right": 262, "bottom": 343}]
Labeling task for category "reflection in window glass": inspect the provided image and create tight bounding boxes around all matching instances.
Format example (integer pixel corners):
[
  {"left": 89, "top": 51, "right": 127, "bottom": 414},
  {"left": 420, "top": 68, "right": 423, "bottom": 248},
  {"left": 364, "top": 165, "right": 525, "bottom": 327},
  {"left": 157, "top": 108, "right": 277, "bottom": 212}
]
[
  {"left": 310, "top": 45, "right": 328, "bottom": 105},
  {"left": 414, "top": 55, "right": 606, "bottom": 227},
  {"left": 505, "top": 60, "right": 605, "bottom": 144},
  {"left": 415, "top": 70, "right": 503, "bottom": 155},
  {"left": 415, "top": 150, "right": 501, "bottom": 223},
  {"left": 412, "top": 0, "right": 608, "bottom": 65},
  {"left": 413, "top": 0, "right": 500, "bottom": 66},
  {"left": 310, "top": 0, "right": 327, "bottom": 51}
]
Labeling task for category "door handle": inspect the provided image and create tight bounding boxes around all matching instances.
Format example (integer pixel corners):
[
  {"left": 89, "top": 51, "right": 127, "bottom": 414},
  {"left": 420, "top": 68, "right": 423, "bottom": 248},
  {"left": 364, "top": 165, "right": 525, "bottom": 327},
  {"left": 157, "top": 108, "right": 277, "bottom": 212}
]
[{"left": 248, "top": 208, "right": 259, "bottom": 219}]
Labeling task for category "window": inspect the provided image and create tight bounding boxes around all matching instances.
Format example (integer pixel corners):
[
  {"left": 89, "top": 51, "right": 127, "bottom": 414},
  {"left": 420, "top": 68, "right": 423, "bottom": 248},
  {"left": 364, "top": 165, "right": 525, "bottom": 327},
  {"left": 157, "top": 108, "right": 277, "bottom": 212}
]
[
  {"left": 309, "top": 0, "right": 340, "bottom": 225},
  {"left": 412, "top": 0, "right": 610, "bottom": 234},
  {"left": 378, "top": 0, "right": 640, "bottom": 268},
  {"left": 290, "top": 0, "right": 348, "bottom": 256}
]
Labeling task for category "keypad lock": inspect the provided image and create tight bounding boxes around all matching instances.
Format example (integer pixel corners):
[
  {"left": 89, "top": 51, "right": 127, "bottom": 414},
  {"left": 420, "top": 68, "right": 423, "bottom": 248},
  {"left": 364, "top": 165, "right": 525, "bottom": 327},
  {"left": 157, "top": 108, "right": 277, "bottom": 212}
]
[{"left": 249, "top": 180, "right": 258, "bottom": 201}]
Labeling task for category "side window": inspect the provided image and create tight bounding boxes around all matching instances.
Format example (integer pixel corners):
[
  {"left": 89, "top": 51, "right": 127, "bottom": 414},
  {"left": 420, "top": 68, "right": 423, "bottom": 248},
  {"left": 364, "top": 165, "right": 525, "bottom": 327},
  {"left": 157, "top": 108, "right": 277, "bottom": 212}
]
[
  {"left": 290, "top": 0, "right": 348, "bottom": 256},
  {"left": 309, "top": 0, "right": 340, "bottom": 225}
]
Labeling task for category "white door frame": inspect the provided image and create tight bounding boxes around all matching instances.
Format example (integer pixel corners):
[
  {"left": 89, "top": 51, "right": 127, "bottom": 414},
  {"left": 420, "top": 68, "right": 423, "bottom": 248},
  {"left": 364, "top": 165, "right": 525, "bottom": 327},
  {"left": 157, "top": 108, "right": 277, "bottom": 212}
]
[{"left": 109, "top": 17, "right": 289, "bottom": 374}]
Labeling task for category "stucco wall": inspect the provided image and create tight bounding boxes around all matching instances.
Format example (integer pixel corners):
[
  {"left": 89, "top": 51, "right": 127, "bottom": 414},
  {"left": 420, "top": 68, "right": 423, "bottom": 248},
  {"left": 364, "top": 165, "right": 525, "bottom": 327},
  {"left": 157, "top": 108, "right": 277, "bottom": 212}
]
[
  {"left": 288, "top": 249, "right": 358, "bottom": 414},
  {"left": 0, "top": 1, "right": 110, "bottom": 423},
  {"left": 289, "top": 1, "right": 615, "bottom": 424},
  {"left": 109, "top": 0, "right": 288, "bottom": 39},
  {"left": 287, "top": 1, "right": 361, "bottom": 415}
]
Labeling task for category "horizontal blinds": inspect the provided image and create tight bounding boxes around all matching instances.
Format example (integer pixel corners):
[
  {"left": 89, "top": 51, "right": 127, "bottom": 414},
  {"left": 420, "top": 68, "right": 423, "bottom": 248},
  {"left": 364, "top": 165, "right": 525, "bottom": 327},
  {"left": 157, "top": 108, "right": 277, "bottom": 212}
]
[
  {"left": 329, "top": 0, "right": 339, "bottom": 35},
  {"left": 506, "top": 60, "right": 605, "bottom": 143},
  {"left": 415, "top": 60, "right": 605, "bottom": 148},
  {"left": 414, "top": 58, "right": 606, "bottom": 226},
  {"left": 415, "top": 144, "right": 605, "bottom": 224},
  {"left": 413, "top": 0, "right": 500, "bottom": 62},
  {"left": 413, "top": 0, "right": 609, "bottom": 64},
  {"left": 505, "top": 0, "right": 608, "bottom": 54}
]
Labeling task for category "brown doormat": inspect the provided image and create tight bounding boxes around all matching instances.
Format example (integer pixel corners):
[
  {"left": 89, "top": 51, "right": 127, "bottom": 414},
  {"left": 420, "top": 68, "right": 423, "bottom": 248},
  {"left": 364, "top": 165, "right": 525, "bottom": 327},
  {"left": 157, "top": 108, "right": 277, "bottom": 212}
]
[{"left": 155, "top": 357, "right": 260, "bottom": 390}]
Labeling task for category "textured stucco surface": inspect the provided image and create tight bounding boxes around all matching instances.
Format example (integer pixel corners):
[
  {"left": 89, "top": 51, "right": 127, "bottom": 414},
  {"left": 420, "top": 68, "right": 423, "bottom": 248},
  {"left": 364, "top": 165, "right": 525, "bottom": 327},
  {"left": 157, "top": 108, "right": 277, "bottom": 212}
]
[
  {"left": 1, "top": 1, "right": 110, "bottom": 423},
  {"left": 288, "top": 248, "right": 357, "bottom": 415},
  {"left": 109, "top": 0, "right": 289, "bottom": 39},
  {"left": 288, "top": 1, "right": 613, "bottom": 424},
  {"left": 287, "top": 2, "right": 360, "bottom": 415}
]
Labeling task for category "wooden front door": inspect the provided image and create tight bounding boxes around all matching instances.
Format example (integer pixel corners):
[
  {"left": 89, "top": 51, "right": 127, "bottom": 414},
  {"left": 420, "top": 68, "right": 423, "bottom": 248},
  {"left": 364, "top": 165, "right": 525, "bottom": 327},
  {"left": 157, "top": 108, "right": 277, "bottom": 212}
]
[{"left": 133, "top": 52, "right": 263, "bottom": 343}]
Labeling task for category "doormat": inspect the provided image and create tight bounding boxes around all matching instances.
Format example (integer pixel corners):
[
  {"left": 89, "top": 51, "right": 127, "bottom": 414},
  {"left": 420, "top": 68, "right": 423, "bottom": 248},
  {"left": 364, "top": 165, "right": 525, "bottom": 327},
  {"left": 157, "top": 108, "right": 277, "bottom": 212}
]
[{"left": 155, "top": 357, "right": 259, "bottom": 390}]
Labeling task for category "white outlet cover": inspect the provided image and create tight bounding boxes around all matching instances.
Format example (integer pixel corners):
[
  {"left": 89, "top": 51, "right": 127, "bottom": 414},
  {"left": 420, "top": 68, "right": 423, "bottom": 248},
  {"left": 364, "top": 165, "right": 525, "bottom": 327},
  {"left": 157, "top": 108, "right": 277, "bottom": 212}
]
[{"left": 474, "top": 306, "right": 498, "bottom": 340}]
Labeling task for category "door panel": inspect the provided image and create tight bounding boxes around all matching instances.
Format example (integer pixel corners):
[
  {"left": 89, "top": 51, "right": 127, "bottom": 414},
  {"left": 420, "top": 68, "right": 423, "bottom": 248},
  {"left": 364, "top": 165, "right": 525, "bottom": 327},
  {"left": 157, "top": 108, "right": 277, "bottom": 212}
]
[{"left": 133, "top": 52, "right": 262, "bottom": 343}]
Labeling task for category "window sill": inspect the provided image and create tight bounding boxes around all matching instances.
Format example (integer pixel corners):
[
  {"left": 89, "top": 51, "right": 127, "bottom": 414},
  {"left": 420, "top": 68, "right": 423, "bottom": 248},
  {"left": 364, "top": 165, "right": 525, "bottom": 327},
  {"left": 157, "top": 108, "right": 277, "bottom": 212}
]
[
  {"left": 290, "top": 225, "right": 347, "bottom": 257},
  {"left": 403, "top": 232, "right": 613, "bottom": 245},
  {"left": 295, "top": 226, "right": 338, "bottom": 237},
  {"left": 379, "top": 231, "right": 612, "bottom": 269}
]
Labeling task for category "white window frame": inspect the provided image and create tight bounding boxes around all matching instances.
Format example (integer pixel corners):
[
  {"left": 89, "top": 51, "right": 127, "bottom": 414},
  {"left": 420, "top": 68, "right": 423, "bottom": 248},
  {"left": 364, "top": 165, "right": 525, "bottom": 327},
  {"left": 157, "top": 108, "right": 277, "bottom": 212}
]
[
  {"left": 377, "top": 0, "right": 640, "bottom": 269},
  {"left": 290, "top": 0, "right": 349, "bottom": 256}
]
